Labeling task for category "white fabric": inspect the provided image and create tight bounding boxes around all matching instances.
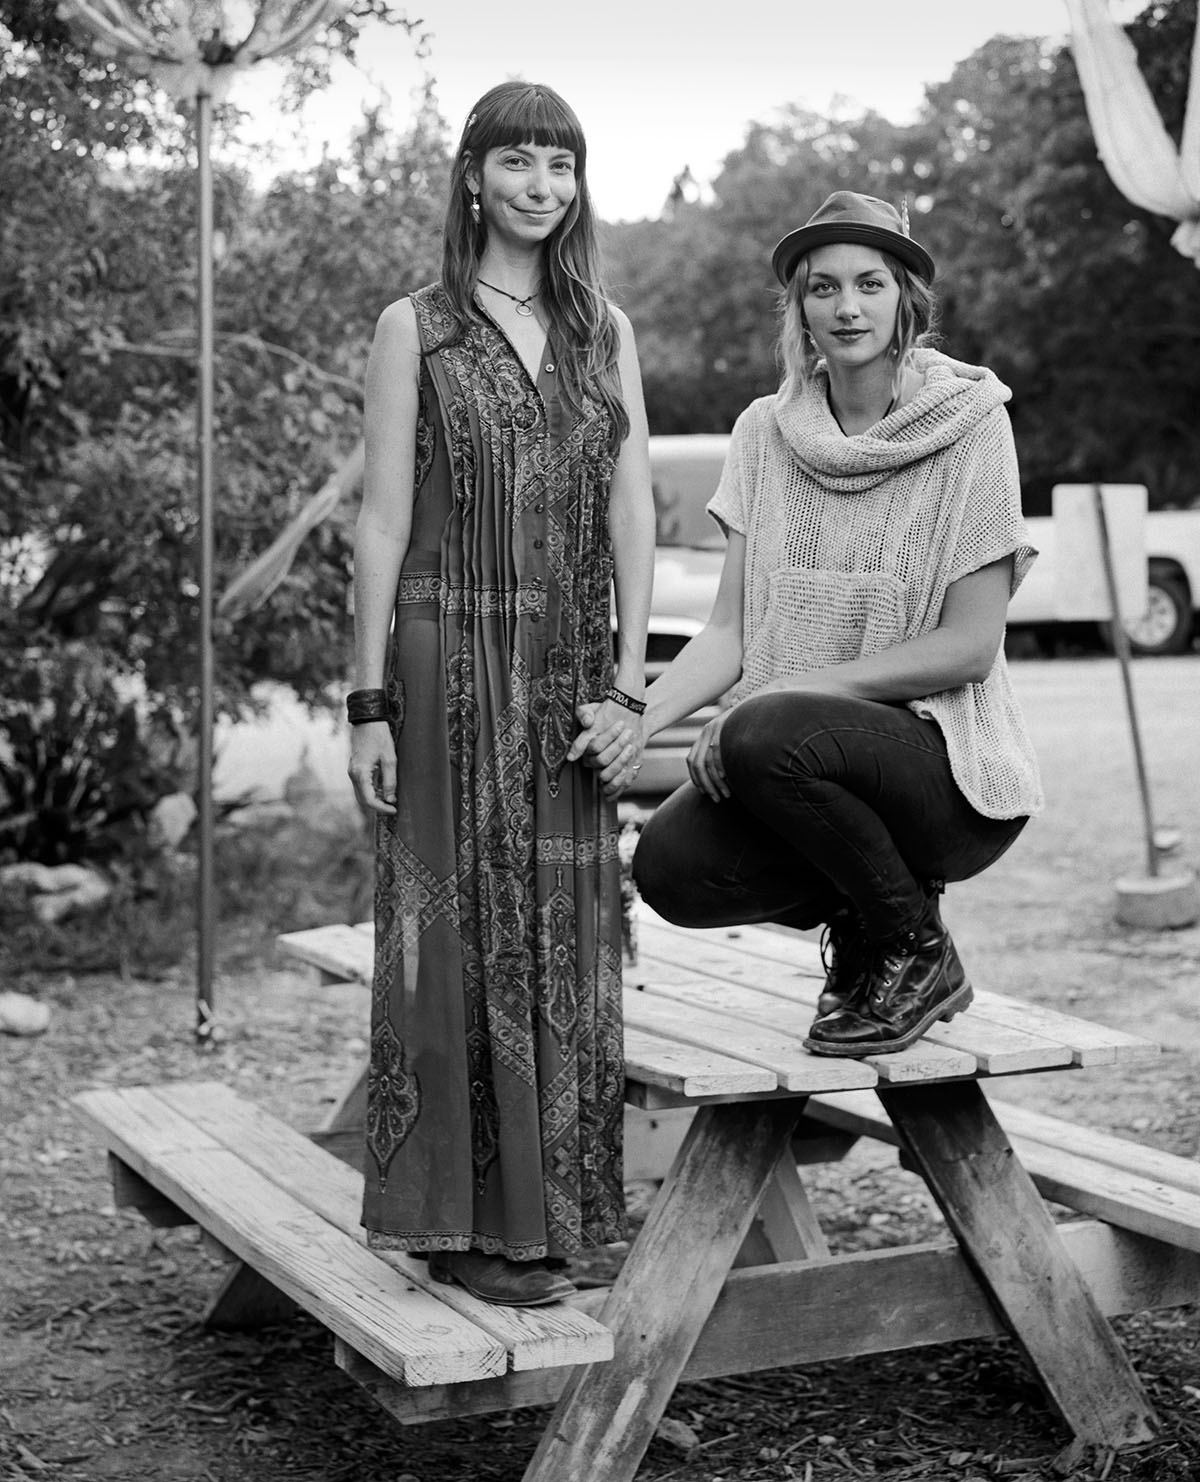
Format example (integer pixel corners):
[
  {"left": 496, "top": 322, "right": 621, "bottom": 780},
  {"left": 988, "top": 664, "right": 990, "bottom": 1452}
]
[
  {"left": 1066, "top": 0, "right": 1200, "bottom": 266},
  {"left": 708, "top": 349, "right": 1044, "bottom": 820}
]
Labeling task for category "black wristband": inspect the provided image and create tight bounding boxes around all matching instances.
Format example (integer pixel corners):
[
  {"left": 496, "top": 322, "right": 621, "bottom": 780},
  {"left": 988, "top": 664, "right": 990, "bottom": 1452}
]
[
  {"left": 346, "top": 687, "right": 389, "bottom": 725},
  {"left": 606, "top": 686, "right": 646, "bottom": 716}
]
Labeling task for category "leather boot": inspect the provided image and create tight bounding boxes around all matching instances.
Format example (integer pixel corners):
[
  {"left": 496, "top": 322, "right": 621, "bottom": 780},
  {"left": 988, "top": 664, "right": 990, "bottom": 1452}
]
[
  {"left": 804, "top": 892, "right": 972, "bottom": 1057},
  {"left": 429, "top": 1249, "right": 576, "bottom": 1306},
  {"left": 817, "top": 904, "right": 869, "bottom": 1016}
]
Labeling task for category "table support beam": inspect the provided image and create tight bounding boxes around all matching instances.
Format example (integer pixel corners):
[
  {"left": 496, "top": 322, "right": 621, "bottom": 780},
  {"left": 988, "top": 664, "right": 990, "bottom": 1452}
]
[
  {"left": 521, "top": 1098, "right": 803, "bottom": 1482},
  {"left": 878, "top": 1080, "right": 1158, "bottom": 1449}
]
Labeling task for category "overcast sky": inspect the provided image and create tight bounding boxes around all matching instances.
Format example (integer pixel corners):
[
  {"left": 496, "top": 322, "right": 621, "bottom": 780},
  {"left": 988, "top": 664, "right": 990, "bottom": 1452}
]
[{"left": 233, "top": 0, "right": 1143, "bottom": 221}]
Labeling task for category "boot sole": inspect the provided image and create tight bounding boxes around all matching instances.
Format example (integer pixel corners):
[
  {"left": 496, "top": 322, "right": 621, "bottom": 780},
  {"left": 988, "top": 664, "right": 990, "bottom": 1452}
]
[
  {"left": 429, "top": 1262, "right": 575, "bottom": 1307},
  {"left": 803, "top": 982, "right": 975, "bottom": 1059}
]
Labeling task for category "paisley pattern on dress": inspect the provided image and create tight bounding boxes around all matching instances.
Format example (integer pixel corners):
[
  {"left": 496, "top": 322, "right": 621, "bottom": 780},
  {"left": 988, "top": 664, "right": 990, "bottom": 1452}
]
[{"left": 361, "top": 283, "right": 626, "bottom": 1259}]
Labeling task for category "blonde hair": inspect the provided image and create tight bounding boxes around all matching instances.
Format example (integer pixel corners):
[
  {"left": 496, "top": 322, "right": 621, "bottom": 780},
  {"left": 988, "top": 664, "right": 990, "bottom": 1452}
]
[
  {"left": 436, "top": 81, "right": 628, "bottom": 453},
  {"left": 777, "top": 250, "right": 937, "bottom": 402}
]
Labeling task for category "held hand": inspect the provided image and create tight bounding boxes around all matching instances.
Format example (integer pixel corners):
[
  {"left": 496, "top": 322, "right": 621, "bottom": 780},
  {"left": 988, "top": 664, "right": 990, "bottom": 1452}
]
[
  {"left": 687, "top": 707, "right": 734, "bottom": 802},
  {"left": 348, "top": 721, "right": 397, "bottom": 816},
  {"left": 569, "top": 699, "right": 644, "bottom": 798}
]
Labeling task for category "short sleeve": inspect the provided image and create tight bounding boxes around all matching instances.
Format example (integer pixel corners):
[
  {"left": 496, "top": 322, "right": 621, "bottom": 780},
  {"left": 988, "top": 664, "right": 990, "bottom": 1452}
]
[
  {"left": 706, "top": 403, "right": 763, "bottom": 538},
  {"left": 947, "top": 406, "right": 1038, "bottom": 596}
]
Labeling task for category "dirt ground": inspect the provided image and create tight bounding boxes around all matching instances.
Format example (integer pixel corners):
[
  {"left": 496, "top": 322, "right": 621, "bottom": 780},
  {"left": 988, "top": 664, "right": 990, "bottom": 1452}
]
[{"left": 3, "top": 656, "right": 1200, "bottom": 1482}]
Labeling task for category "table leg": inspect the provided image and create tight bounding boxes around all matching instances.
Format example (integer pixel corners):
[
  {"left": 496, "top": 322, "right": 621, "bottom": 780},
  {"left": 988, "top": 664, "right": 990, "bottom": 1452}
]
[
  {"left": 878, "top": 1080, "right": 1158, "bottom": 1449},
  {"left": 522, "top": 1098, "right": 803, "bottom": 1482}
]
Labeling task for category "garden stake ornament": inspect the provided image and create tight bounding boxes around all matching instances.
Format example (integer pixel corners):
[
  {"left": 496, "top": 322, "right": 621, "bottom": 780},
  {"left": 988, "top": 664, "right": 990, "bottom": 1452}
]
[{"left": 57, "top": 0, "right": 355, "bottom": 1043}]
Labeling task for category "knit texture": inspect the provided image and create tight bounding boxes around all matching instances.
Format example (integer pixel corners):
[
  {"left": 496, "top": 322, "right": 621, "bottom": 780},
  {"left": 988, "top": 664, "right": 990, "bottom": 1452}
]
[{"left": 709, "top": 348, "right": 1044, "bottom": 820}]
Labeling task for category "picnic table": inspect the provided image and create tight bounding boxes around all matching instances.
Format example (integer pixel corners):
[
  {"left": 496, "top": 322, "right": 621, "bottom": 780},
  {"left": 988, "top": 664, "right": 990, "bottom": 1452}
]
[{"left": 75, "top": 907, "right": 1200, "bottom": 1480}]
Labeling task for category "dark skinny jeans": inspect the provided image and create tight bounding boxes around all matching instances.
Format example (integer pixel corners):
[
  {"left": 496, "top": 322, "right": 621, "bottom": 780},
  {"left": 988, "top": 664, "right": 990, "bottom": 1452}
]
[{"left": 633, "top": 691, "right": 1027, "bottom": 941}]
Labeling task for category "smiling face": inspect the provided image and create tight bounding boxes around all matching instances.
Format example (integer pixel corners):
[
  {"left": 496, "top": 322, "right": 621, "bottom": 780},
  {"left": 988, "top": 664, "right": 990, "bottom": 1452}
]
[
  {"left": 801, "top": 243, "right": 901, "bottom": 370},
  {"left": 467, "top": 141, "right": 577, "bottom": 250}
]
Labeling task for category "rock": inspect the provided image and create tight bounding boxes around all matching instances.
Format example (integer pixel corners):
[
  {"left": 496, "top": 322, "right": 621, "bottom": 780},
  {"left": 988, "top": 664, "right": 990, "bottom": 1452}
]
[
  {"left": 1, "top": 861, "right": 92, "bottom": 895},
  {"left": 0, "top": 991, "right": 51, "bottom": 1036},
  {"left": 30, "top": 867, "right": 111, "bottom": 924},
  {"left": 654, "top": 1417, "right": 700, "bottom": 1453},
  {"left": 148, "top": 791, "right": 197, "bottom": 850}
]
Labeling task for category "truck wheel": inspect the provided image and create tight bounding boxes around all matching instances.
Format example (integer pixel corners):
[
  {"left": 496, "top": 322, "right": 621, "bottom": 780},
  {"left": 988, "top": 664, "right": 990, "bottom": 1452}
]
[{"left": 1120, "top": 574, "right": 1192, "bottom": 656}]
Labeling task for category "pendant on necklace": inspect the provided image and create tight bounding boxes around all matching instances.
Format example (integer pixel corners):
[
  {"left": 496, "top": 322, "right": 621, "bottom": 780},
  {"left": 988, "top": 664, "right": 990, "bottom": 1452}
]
[{"left": 515, "top": 301, "right": 534, "bottom": 317}]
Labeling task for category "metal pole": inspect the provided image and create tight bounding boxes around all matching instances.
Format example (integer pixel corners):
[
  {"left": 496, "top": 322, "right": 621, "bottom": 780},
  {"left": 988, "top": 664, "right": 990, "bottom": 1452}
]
[
  {"left": 196, "top": 82, "right": 217, "bottom": 1041},
  {"left": 1092, "top": 484, "right": 1159, "bottom": 879}
]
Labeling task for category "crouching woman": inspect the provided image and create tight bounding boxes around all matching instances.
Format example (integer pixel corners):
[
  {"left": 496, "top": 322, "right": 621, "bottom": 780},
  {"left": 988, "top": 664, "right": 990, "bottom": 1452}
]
[{"left": 628, "top": 192, "right": 1043, "bottom": 1057}]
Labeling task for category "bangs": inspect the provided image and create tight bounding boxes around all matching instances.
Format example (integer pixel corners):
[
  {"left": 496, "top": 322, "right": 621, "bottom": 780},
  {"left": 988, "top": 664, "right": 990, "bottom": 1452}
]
[{"left": 466, "top": 83, "right": 586, "bottom": 168}]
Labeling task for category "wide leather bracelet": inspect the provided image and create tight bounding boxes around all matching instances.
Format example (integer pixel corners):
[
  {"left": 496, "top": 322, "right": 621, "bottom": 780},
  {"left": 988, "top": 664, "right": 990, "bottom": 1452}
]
[
  {"left": 606, "top": 686, "right": 646, "bottom": 716},
  {"left": 346, "top": 687, "right": 389, "bottom": 725}
]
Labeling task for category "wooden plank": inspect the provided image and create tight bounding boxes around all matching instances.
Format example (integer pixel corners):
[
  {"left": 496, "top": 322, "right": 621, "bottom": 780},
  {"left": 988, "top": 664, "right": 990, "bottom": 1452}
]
[
  {"left": 756, "top": 1153, "right": 829, "bottom": 1260},
  {"left": 151, "top": 1081, "right": 612, "bottom": 1374},
  {"left": 805, "top": 1090, "right": 1200, "bottom": 1253},
  {"left": 621, "top": 1024, "right": 776, "bottom": 1098},
  {"left": 635, "top": 909, "right": 825, "bottom": 978},
  {"left": 633, "top": 979, "right": 978, "bottom": 1087},
  {"left": 109, "top": 1154, "right": 194, "bottom": 1227},
  {"left": 967, "top": 990, "right": 1160, "bottom": 1067},
  {"left": 276, "top": 923, "right": 374, "bottom": 984},
  {"left": 878, "top": 1080, "right": 1157, "bottom": 1448},
  {"left": 336, "top": 1220, "right": 1200, "bottom": 1426},
  {"left": 73, "top": 1087, "right": 506, "bottom": 1387},
  {"left": 623, "top": 986, "right": 881, "bottom": 1093},
  {"left": 637, "top": 909, "right": 1159, "bottom": 1069},
  {"left": 204, "top": 1261, "right": 299, "bottom": 1329},
  {"left": 322, "top": 1065, "right": 368, "bottom": 1134},
  {"left": 521, "top": 1100, "right": 803, "bottom": 1482},
  {"left": 991, "top": 1100, "right": 1200, "bottom": 1196},
  {"left": 635, "top": 925, "right": 823, "bottom": 992}
]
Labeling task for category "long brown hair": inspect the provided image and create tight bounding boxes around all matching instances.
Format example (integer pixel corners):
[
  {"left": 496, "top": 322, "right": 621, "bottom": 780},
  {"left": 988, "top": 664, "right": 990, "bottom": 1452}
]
[{"left": 439, "top": 81, "right": 628, "bottom": 452}]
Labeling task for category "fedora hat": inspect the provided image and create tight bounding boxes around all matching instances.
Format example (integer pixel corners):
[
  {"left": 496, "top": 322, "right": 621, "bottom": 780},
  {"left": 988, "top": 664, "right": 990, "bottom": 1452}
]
[{"left": 771, "top": 191, "right": 935, "bottom": 286}]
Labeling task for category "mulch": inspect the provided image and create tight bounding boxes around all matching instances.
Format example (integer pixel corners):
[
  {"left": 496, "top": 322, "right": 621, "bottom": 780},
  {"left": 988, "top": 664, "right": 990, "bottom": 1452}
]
[{"left": 3, "top": 804, "right": 1200, "bottom": 1482}]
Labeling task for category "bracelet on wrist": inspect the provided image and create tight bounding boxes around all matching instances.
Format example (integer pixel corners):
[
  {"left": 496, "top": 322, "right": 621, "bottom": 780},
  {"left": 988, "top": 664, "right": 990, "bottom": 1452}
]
[
  {"left": 606, "top": 686, "right": 646, "bottom": 716},
  {"left": 346, "top": 687, "right": 389, "bottom": 726}
]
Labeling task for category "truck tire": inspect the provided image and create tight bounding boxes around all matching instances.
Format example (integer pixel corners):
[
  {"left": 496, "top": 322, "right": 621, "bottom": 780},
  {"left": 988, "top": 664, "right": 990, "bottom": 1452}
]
[{"left": 1120, "top": 573, "right": 1193, "bottom": 656}]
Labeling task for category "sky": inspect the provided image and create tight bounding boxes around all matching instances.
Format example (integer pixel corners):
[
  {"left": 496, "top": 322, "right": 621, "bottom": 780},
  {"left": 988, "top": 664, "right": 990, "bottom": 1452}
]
[{"left": 232, "top": 0, "right": 1143, "bottom": 221}]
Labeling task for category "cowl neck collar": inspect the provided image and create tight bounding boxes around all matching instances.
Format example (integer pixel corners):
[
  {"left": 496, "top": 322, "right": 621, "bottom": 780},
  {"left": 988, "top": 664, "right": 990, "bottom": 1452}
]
[{"left": 771, "top": 348, "right": 1012, "bottom": 495}]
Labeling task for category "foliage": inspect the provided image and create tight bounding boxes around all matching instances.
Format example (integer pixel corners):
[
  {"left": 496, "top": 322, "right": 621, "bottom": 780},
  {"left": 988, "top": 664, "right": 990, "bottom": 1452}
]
[
  {"left": 0, "top": 642, "right": 188, "bottom": 866},
  {"left": 605, "top": 0, "right": 1200, "bottom": 512},
  {"left": 0, "top": 2, "right": 446, "bottom": 731}
]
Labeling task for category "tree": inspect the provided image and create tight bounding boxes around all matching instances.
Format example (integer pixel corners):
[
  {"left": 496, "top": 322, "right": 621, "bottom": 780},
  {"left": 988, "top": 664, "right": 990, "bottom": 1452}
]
[{"left": 0, "top": 1, "right": 444, "bottom": 861}]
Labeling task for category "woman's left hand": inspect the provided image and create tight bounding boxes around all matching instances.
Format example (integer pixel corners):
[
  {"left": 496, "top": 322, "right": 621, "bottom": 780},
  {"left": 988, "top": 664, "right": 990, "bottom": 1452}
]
[
  {"left": 569, "top": 698, "right": 645, "bottom": 799},
  {"left": 687, "top": 706, "right": 735, "bottom": 801}
]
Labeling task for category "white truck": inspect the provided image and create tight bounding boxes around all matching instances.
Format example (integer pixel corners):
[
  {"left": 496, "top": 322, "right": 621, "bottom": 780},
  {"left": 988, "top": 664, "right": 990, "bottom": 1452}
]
[{"left": 1009, "top": 510, "right": 1200, "bottom": 656}]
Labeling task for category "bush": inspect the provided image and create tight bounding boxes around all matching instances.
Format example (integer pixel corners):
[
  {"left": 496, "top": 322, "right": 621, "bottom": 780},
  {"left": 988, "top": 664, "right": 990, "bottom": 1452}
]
[{"left": 0, "top": 641, "right": 189, "bottom": 866}]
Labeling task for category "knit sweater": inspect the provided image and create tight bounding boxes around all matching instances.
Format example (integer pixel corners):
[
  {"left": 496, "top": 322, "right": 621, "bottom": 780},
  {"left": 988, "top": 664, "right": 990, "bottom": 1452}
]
[{"left": 708, "top": 348, "right": 1044, "bottom": 820}]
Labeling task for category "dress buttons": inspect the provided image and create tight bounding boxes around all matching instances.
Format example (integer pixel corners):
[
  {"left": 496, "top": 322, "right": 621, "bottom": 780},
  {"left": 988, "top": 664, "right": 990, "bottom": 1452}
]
[
  {"left": 545, "top": 362, "right": 555, "bottom": 373},
  {"left": 534, "top": 502, "right": 545, "bottom": 513},
  {"left": 533, "top": 538, "right": 543, "bottom": 549}
]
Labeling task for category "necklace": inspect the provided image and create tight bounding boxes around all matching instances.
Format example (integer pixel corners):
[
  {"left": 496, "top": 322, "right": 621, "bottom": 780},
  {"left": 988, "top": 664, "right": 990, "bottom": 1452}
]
[{"left": 477, "top": 278, "right": 539, "bottom": 317}]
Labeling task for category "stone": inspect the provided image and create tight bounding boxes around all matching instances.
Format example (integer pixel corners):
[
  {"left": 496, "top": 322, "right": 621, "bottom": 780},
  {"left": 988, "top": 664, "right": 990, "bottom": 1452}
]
[
  {"left": 0, "top": 991, "right": 51, "bottom": 1036},
  {"left": 1114, "top": 870, "right": 1200, "bottom": 930},
  {"left": 148, "top": 792, "right": 197, "bottom": 850},
  {"left": 30, "top": 867, "right": 112, "bottom": 924}
]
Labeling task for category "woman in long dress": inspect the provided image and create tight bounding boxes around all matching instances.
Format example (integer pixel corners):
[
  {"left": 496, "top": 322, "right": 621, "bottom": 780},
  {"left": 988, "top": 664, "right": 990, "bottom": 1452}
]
[{"left": 347, "top": 82, "right": 654, "bottom": 1305}]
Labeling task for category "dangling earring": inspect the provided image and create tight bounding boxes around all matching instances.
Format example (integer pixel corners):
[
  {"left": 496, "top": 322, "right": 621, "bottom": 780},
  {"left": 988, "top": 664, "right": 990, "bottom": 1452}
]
[{"left": 470, "top": 192, "right": 480, "bottom": 218}]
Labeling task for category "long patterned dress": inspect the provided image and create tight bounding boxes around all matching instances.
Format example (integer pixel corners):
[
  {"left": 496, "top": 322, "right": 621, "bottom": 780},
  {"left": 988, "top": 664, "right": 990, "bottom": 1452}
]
[{"left": 361, "top": 283, "right": 627, "bottom": 1260}]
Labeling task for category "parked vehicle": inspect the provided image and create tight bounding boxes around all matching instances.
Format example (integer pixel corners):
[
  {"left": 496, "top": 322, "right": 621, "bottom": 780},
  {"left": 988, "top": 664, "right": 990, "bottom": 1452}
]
[
  {"left": 628, "top": 434, "right": 1200, "bottom": 796},
  {"left": 1010, "top": 511, "right": 1200, "bottom": 657}
]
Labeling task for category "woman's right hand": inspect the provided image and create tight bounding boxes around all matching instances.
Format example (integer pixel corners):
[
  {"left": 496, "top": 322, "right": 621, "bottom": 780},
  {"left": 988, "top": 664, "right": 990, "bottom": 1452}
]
[
  {"left": 687, "top": 706, "right": 735, "bottom": 802},
  {"left": 348, "top": 722, "right": 397, "bottom": 816}
]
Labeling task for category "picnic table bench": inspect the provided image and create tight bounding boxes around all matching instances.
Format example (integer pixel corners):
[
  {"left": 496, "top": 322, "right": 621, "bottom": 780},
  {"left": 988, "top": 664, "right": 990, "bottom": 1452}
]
[{"left": 75, "top": 908, "right": 1200, "bottom": 1480}]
